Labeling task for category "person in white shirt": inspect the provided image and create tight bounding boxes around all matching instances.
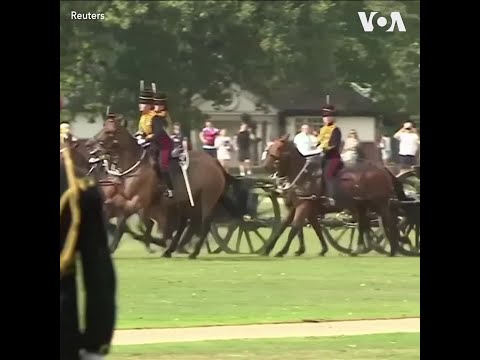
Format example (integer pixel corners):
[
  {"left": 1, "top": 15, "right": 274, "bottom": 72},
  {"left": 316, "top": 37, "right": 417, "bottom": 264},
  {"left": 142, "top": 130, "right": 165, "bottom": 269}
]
[
  {"left": 341, "top": 129, "right": 360, "bottom": 164},
  {"left": 293, "top": 124, "right": 320, "bottom": 156},
  {"left": 379, "top": 134, "right": 392, "bottom": 165},
  {"left": 214, "top": 128, "right": 233, "bottom": 170},
  {"left": 394, "top": 122, "right": 420, "bottom": 169}
]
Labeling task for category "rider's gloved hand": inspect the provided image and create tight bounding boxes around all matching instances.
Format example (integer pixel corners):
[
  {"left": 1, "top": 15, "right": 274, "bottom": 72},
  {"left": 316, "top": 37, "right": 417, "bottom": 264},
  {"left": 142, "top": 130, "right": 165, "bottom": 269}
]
[{"left": 137, "top": 138, "right": 146, "bottom": 145}]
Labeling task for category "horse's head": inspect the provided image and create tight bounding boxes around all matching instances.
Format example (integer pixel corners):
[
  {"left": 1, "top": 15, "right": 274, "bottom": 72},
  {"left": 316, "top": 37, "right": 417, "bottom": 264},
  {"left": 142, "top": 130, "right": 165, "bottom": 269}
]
[
  {"left": 263, "top": 134, "right": 295, "bottom": 176},
  {"left": 95, "top": 115, "right": 133, "bottom": 154}
]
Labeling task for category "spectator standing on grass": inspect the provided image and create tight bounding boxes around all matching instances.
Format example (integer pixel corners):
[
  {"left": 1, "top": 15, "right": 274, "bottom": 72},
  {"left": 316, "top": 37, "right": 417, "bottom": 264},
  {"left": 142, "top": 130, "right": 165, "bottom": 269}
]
[
  {"left": 293, "top": 124, "right": 318, "bottom": 155},
  {"left": 236, "top": 122, "right": 253, "bottom": 176},
  {"left": 199, "top": 118, "right": 220, "bottom": 158},
  {"left": 379, "top": 134, "right": 392, "bottom": 165},
  {"left": 215, "top": 128, "right": 233, "bottom": 170},
  {"left": 394, "top": 121, "right": 420, "bottom": 169},
  {"left": 341, "top": 129, "right": 360, "bottom": 164}
]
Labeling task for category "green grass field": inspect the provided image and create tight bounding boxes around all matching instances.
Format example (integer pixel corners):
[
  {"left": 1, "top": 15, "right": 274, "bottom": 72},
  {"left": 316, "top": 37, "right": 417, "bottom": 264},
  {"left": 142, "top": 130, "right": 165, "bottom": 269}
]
[
  {"left": 110, "top": 229, "right": 419, "bottom": 329},
  {"left": 111, "top": 333, "right": 420, "bottom": 360}
]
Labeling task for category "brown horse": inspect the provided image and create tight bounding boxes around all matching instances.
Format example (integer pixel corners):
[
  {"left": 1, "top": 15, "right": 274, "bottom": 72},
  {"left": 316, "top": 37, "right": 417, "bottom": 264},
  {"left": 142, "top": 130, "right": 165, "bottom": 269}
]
[
  {"left": 263, "top": 135, "right": 403, "bottom": 257},
  {"left": 93, "top": 116, "right": 247, "bottom": 259}
]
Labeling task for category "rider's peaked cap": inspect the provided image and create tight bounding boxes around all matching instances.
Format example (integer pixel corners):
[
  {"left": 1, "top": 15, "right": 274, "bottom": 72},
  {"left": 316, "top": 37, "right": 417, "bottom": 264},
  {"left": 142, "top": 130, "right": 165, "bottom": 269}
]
[
  {"left": 322, "top": 104, "right": 336, "bottom": 116},
  {"left": 139, "top": 88, "right": 154, "bottom": 105}
]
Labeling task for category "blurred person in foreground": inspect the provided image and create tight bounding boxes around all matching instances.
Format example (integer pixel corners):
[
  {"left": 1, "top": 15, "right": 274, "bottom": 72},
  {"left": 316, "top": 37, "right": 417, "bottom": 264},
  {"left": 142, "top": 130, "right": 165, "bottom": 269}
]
[
  {"left": 199, "top": 118, "right": 220, "bottom": 158},
  {"left": 236, "top": 122, "right": 253, "bottom": 176},
  {"left": 394, "top": 121, "right": 420, "bottom": 170},
  {"left": 60, "top": 99, "right": 116, "bottom": 360},
  {"left": 215, "top": 128, "right": 233, "bottom": 170}
]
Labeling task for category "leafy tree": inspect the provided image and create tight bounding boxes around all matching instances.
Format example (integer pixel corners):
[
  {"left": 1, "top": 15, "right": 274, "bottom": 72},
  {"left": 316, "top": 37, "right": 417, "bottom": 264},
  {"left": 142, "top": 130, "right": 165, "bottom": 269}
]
[{"left": 60, "top": 0, "right": 419, "bottom": 126}]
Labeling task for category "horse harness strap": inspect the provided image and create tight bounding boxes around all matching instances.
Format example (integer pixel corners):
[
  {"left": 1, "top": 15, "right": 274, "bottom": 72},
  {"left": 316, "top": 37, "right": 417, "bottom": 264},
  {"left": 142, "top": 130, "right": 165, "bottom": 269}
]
[
  {"left": 106, "top": 150, "right": 147, "bottom": 177},
  {"left": 281, "top": 158, "right": 311, "bottom": 191}
]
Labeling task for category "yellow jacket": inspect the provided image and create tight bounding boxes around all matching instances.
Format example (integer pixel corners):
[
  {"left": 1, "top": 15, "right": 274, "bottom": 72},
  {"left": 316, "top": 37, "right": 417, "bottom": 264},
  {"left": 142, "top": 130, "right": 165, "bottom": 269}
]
[
  {"left": 137, "top": 111, "right": 157, "bottom": 138},
  {"left": 317, "top": 123, "right": 341, "bottom": 152}
]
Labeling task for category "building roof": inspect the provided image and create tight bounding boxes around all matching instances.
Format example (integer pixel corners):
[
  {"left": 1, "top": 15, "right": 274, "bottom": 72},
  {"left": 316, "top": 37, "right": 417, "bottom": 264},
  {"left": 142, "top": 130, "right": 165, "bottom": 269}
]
[{"left": 266, "top": 84, "right": 377, "bottom": 116}]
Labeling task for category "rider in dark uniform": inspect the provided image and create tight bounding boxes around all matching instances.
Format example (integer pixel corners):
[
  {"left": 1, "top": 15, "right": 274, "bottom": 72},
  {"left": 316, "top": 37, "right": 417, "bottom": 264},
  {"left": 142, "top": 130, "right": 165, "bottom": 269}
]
[
  {"left": 152, "top": 91, "right": 175, "bottom": 198},
  {"left": 60, "top": 100, "right": 116, "bottom": 360},
  {"left": 317, "top": 104, "right": 343, "bottom": 206}
]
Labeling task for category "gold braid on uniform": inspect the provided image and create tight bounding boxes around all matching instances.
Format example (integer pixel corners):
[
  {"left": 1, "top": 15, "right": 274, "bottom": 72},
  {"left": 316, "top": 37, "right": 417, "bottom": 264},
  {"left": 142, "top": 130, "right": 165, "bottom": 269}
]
[{"left": 60, "top": 138, "right": 93, "bottom": 278}]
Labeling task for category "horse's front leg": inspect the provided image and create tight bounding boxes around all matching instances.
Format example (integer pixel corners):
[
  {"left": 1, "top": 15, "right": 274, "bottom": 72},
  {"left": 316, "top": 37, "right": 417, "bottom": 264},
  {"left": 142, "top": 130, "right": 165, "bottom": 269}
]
[
  {"left": 262, "top": 208, "right": 295, "bottom": 256},
  {"left": 276, "top": 202, "right": 309, "bottom": 257},
  {"left": 110, "top": 213, "right": 128, "bottom": 253},
  {"left": 307, "top": 212, "right": 329, "bottom": 256}
]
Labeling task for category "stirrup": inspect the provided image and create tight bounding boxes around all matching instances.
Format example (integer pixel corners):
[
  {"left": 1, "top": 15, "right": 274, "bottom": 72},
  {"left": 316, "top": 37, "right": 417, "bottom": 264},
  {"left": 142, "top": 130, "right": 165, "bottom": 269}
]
[{"left": 164, "top": 189, "right": 173, "bottom": 198}]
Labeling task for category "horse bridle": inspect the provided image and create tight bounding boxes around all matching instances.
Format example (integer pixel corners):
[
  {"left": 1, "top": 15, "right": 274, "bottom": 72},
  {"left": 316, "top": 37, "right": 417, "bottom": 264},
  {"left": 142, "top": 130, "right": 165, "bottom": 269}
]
[
  {"left": 96, "top": 119, "right": 147, "bottom": 177},
  {"left": 265, "top": 143, "right": 312, "bottom": 190}
]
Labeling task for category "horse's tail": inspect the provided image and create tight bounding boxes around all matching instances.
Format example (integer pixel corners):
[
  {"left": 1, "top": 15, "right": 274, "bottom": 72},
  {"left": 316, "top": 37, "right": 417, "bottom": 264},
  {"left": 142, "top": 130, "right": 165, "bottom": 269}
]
[
  {"left": 214, "top": 163, "right": 249, "bottom": 219},
  {"left": 385, "top": 167, "right": 408, "bottom": 201}
]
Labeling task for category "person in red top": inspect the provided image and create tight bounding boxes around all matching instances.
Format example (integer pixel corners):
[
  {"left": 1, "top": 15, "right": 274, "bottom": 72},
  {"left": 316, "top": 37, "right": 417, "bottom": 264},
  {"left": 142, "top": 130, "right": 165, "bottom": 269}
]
[{"left": 199, "top": 119, "right": 220, "bottom": 158}]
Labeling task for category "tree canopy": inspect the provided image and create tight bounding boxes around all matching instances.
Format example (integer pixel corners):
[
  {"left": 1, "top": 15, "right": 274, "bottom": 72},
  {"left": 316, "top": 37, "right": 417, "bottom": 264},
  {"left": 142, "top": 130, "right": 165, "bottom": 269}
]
[{"left": 60, "top": 0, "right": 419, "bottom": 123}]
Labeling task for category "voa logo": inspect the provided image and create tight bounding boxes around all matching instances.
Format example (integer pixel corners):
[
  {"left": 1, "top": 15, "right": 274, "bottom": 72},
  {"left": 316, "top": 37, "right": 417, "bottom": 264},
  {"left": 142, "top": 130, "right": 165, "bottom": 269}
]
[{"left": 358, "top": 12, "right": 406, "bottom": 32}]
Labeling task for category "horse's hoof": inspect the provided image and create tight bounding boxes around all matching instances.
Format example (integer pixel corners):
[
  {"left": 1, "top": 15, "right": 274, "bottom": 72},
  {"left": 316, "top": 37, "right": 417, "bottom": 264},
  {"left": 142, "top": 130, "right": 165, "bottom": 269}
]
[
  {"left": 349, "top": 252, "right": 359, "bottom": 257},
  {"left": 260, "top": 250, "right": 271, "bottom": 257},
  {"left": 318, "top": 251, "right": 327, "bottom": 257},
  {"left": 161, "top": 252, "right": 172, "bottom": 258},
  {"left": 188, "top": 254, "right": 198, "bottom": 260},
  {"left": 294, "top": 251, "right": 305, "bottom": 257},
  {"left": 145, "top": 246, "right": 155, "bottom": 254},
  {"left": 274, "top": 252, "right": 285, "bottom": 258}
]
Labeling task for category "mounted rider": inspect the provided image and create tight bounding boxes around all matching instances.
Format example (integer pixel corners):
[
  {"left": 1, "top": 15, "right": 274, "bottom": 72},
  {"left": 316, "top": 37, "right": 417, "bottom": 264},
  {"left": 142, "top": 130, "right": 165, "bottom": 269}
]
[
  {"left": 135, "top": 82, "right": 175, "bottom": 198},
  {"left": 317, "top": 104, "right": 343, "bottom": 206}
]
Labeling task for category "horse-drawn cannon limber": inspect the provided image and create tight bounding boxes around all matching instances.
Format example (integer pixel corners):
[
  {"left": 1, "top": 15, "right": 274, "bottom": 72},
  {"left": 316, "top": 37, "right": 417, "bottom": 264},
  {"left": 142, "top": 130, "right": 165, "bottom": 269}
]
[{"left": 206, "top": 167, "right": 420, "bottom": 257}]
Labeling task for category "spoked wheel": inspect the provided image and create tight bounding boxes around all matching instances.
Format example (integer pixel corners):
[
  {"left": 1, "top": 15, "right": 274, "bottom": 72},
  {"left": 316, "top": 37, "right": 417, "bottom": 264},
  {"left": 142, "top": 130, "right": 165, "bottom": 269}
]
[
  {"left": 397, "top": 170, "right": 420, "bottom": 196},
  {"left": 366, "top": 210, "right": 420, "bottom": 256},
  {"left": 209, "top": 190, "right": 282, "bottom": 254},
  {"left": 319, "top": 215, "right": 376, "bottom": 255}
]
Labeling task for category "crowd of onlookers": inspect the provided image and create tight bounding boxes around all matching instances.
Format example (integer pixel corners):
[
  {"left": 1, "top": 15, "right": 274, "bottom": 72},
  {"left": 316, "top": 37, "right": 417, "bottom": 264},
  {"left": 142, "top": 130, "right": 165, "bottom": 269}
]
[
  {"left": 199, "top": 118, "right": 256, "bottom": 176},
  {"left": 185, "top": 116, "right": 419, "bottom": 175},
  {"left": 291, "top": 120, "right": 420, "bottom": 170}
]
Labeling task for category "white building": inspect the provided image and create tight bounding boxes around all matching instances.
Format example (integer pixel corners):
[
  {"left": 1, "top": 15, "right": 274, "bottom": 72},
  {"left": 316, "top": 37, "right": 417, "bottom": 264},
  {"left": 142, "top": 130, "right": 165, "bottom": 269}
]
[{"left": 68, "top": 113, "right": 104, "bottom": 139}]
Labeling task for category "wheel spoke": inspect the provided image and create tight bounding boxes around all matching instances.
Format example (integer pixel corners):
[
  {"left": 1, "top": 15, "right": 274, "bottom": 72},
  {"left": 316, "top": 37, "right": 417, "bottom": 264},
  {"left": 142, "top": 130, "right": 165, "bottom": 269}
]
[
  {"left": 244, "top": 231, "right": 255, "bottom": 253},
  {"left": 235, "top": 228, "right": 244, "bottom": 253},
  {"left": 253, "top": 229, "right": 267, "bottom": 244}
]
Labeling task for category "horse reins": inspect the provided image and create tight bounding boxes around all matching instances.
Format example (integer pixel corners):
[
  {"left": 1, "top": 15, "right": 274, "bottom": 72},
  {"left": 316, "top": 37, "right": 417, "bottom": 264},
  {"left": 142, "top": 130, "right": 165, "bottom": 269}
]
[{"left": 105, "top": 149, "right": 147, "bottom": 177}]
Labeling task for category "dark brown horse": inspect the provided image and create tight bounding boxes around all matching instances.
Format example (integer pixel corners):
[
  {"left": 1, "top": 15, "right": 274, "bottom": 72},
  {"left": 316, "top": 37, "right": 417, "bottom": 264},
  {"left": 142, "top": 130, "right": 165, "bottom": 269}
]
[
  {"left": 263, "top": 135, "right": 403, "bottom": 257},
  {"left": 93, "top": 116, "right": 247, "bottom": 259}
]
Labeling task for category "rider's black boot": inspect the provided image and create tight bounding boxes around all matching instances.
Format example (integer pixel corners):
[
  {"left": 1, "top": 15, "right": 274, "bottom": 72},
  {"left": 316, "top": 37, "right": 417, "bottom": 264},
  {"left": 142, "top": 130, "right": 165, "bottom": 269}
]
[
  {"left": 160, "top": 169, "right": 174, "bottom": 198},
  {"left": 322, "top": 179, "right": 336, "bottom": 207}
]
